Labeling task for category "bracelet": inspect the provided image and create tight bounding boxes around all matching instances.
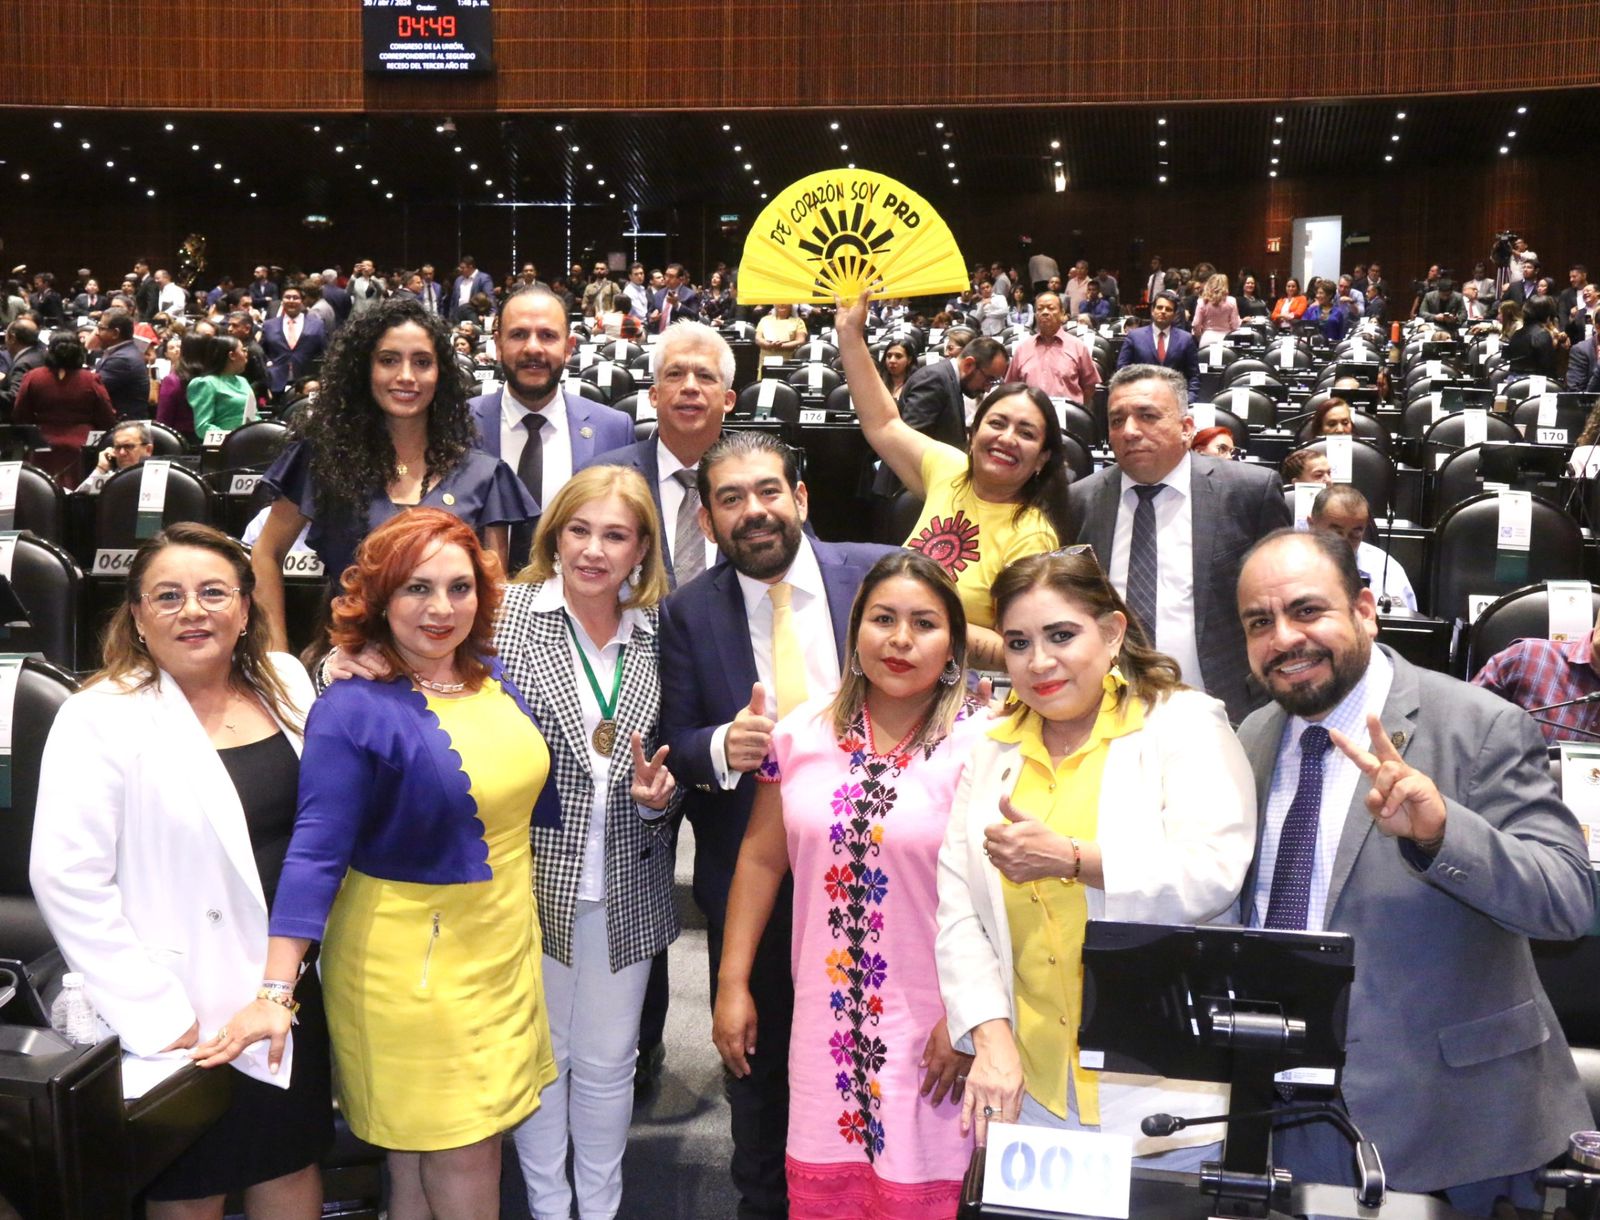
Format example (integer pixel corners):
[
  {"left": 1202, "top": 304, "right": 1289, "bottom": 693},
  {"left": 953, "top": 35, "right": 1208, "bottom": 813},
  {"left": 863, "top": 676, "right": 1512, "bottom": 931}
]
[
  {"left": 256, "top": 985, "right": 301, "bottom": 1022},
  {"left": 1064, "top": 836, "right": 1082, "bottom": 883},
  {"left": 258, "top": 979, "right": 296, "bottom": 998},
  {"left": 1414, "top": 826, "right": 1447, "bottom": 857},
  {"left": 314, "top": 649, "right": 337, "bottom": 694}
]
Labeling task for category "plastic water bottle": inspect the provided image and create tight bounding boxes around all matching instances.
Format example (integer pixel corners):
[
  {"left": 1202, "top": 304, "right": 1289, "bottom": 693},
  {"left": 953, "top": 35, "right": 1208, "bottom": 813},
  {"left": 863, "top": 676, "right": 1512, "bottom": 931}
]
[{"left": 49, "top": 973, "right": 99, "bottom": 1045}]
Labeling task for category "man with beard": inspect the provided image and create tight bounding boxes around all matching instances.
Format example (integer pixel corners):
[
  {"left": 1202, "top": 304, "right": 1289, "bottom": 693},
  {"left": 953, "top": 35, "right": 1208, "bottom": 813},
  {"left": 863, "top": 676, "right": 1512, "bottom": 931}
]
[
  {"left": 1234, "top": 529, "right": 1592, "bottom": 1211},
  {"left": 468, "top": 286, "right": 632, "bottom": 566},
  {"left": 658, "top": 427, "right": 892, "bottom": 1219},
  {"left": 225, "top": 309, "right": 270, "bottom": 406}
]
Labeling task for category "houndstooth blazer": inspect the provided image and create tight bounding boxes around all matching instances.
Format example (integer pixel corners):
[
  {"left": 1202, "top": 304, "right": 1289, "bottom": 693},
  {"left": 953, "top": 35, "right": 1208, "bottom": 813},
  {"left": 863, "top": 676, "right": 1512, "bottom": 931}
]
[{"left": 496, "top": 580, "right": 680, "bottom": 970}]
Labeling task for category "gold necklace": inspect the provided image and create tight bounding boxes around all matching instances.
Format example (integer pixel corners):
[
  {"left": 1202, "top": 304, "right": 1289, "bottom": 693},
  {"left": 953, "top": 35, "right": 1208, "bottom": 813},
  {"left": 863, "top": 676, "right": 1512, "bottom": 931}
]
[{"left": 396, "top": 461, "right": 409, "bottom": 476}]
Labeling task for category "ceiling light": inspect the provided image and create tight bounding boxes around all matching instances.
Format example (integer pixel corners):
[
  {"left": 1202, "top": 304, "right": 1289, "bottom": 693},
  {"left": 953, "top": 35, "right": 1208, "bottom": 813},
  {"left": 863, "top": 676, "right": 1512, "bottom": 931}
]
[
  {"left": 840, "top": 142, "right": 849, "bottom": 151},
  {"left": 1157, "top": 117, "right": 1167, "bottom": 126},
  {"left": 722, "top": 123, "right": 731, "bottom": 131},
  {"left": 496, "top": 192, "right": 504, "bottom": 199},
  {"left": 51, "top": 121, "right": 62, "bottom": 129},
  {"left": 1272, "top": 137, "right": 1281, "bottom": 145},
  {"left": 733, "top": 143, "right": 742, "bottom": 151},
  {"left": 1390, "top": 134, "right": 1399, "bottom": 142},
  {"left": 1507, "top": 129, "right": 1517, "bottom": 138},
  {"left": 846, "top": 163, "right": 855, "bottom": 169},
  {"left": 951, "top": 176, "right": 959, "bottom": 184},
  {"left": 370, "top": 177, "right": 379, "bottom": 185},
  {"left": 1158, "top": 174, "right": 1168, "bottom": 183},
  {"left": 213, "top": 162, "right": 223, "bottom": 170},
  {"left": 386, "top": 191, "right": 395, "bottom": 199},
  {"left": 749, "top": 178, "right": 757, "bottom": 185},
  {"left": 554, "top": 124, "right": 564, "bottom": 131},
  {"left": 1054, "top": 170, "right": 1067, "bottom": 193},
  {"left": 146, "top": 188, "right": 156, "bottom": 196},
  {"left": 19, "top": 172, "right": 29, "bottom": 181},
  {"left": 1384, "top": 154, "right": 1393, "bottom": 162},
  {"left": 1050, "top": 139, "right": 1060, "bottom": 149},
  {"left": 470, "top": 162, "right": 479, "bottom": 170},
  {"left": 744, "top": 162, "right": 752, "bottom": 170},
  {"left": 1517, "top": 105, "right": 1528, "bottom": 114},
  {"left": 1274, "top": 115, "right": 1284, "bottom": 124},
  {"left": 597, "top": 177, "right": 605, "bottom": 185},
  {"left": 584, "top": 162, "right": 593, "bottom": 170},
  {"left": 760, "top": 191, "right": 769, "bottom": 198},
  {"left": 948, "top": 161, "right": 956, "bottom": 168},
  {"left": 1271, "top": 156, "right": 1279, "bottom": 164},
  {"left": 233, "top": 177, "right": 241, "bottom": 184},
  {"left": 104, "top": 159, "right": 114, "bottom": 167},
  {"left": 1269, "top": 170, "right": 1278, "bottom": 178},
  {"left": 942, "top": 142, "right": 950, "bottom": 150},
  {"left": 435, "top": 124, "right": 444, "bottom": 133},
  {"left": 1158, "top": 139, "right": 1167, "bottom": 147},
  {"left": 1499, "top": 145, "right": 1510, "bottom": 154},
  {"left": 353, "top": 162, "right": 363, "bottom": 169},
  {"left": 609, "top": 192, "right": 616, "bottom": 199},
  {"left": 1054, "top": 160, "right": 1063, "bottom": 167},
  {"left": 1396, "top": 110, "right": 1407, "bottom": 119},
  {"left": 830, "top": 121, "right": 840, "bottom": 131},
  {"left": 81, "top": 140, "right": 91, "bottom": 150},
  {"left": 935, "top": 120, "right": 944, "bottom": 129},
  {"left": 312, "top": 124, "right": 321, "bottom": 132},
  {"left": 191, "top": 143, "right": 201, "bottom": 151},
  {"left": 127, "top": 175, "right": 137, "bottom": 182},
  {"left": 335, "top": 144, "right": 344, "bottom": 153},
  {"left": 163, "top": 123, "right": 174, "bottom": 132},
  {"left": 570, "top": 145, "right": 579, "bottom": 153},
  {"left": 249, "top": 191, "right": 257, "bottom": 198}
]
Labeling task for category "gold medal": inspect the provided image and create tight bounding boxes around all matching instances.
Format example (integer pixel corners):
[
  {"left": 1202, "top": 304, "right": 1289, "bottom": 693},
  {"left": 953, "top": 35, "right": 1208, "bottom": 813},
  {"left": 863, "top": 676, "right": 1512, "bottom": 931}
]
[{"left": 592, "top": 719, "right": 617, "bottom": 756}]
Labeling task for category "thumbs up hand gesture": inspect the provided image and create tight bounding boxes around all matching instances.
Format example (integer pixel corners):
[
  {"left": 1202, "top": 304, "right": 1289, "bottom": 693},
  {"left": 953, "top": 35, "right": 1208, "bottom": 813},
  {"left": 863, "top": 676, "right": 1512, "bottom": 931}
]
[
  {"left": 725, "top": 683, "right": 776, "bottom": 774},
  {"left": 982, "top": 794, "right": 1086, "bottom": 885}
]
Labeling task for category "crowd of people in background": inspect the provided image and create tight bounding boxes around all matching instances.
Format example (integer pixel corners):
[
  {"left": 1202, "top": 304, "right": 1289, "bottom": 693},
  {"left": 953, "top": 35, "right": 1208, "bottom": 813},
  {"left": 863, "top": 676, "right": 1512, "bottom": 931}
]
[{"left": 6, "top": 231, "right": 1600, "bottom": 1220}]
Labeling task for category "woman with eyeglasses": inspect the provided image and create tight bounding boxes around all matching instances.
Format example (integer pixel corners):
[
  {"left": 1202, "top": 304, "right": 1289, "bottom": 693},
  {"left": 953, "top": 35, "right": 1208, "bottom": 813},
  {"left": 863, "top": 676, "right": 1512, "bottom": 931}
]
[
  {"left": 31, "top": 523, "right": 331, "bottom": 1218},
  {"left": 837, "top": 290, "right": 1073, "bottom": 672},
  {"left": 1189, "top": 425, "right": 1236, "bottom": 458},
  {"left": 935, "top": 549, "right": 1255, "bottom": 1165}
]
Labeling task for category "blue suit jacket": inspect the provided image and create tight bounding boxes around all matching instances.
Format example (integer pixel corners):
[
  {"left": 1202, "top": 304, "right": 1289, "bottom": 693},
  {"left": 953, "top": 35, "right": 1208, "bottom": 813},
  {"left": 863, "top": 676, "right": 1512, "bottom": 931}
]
[
  {"left": 260, "top": 313, "right": 328, "bottom": 394},
  {"left": 657, "top": 539, "right": 896, "bottom": 925},
  {"left": 270, "top": 660, "right": 561, "bottom": 943},
  {"left": 469, "top": 386, "right": 634, "bottom": 495},
  {"left": 95, "top": 341, "right": 151, "bottom": 419},
  {"left": 1115, "top": 324, "right": 1200, "bottom": 400},
  {"left": 450, "top": 271, "right": 497, "bottom": 315}
]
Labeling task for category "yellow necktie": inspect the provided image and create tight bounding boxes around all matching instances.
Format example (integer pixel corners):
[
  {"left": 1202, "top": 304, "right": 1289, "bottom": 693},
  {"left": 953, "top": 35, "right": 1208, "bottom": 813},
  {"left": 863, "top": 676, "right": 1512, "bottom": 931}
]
[{"left": 768, "top": 581, "right": 808, "bottom": 718}]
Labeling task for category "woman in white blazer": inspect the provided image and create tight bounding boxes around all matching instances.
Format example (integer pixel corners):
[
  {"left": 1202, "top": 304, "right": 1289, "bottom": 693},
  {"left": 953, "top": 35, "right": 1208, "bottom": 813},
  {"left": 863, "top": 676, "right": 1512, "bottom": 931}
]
[
  {"left": 30, "top": 522, "right": 330, "bottom": 1218},
  {"left": 934, "top": 548, "right": 1256, "bottom": 1166}
]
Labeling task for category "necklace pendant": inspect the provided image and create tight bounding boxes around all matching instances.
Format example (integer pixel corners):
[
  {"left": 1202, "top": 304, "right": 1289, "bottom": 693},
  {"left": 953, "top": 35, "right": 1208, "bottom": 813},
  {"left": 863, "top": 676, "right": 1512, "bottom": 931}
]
[
  {"left": 396, "top": 462, "right": 409, "bottom": 476},
  {"left": 592, "top": 718, "right": 617, "bottom": 756},
  {"left": 413, "top": 672, "right": 467, "bottom": 694}
]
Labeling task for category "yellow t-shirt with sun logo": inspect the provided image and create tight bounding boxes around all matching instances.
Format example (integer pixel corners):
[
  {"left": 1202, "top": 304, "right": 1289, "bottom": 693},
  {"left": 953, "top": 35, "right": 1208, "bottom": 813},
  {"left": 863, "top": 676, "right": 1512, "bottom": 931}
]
[{"left": 905, "top": 444, "right": 1058, "bottom": 629}]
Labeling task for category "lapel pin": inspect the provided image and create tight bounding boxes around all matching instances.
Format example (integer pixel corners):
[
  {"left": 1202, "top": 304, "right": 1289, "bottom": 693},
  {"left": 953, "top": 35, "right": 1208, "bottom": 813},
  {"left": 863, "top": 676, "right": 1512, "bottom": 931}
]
[
  {"left": 1390, "top": 730, "right": 1407, "bottom": 751},
  {"left": 442, "top": 492, "right": 455, "bottom": 506},
  {"left": 580, "top": 425, "right": 594, "bottom": 439}
]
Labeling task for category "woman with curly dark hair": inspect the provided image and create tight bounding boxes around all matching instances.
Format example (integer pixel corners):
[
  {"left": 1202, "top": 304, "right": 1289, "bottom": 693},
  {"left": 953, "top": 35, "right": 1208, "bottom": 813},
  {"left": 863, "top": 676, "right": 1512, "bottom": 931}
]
[{"left": 251, "top": 298, "right": 537, "bottom": 651}]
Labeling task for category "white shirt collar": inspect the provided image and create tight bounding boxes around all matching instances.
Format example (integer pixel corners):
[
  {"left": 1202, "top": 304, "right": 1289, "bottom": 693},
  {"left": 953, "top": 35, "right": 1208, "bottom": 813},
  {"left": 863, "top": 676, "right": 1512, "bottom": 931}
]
[
  {"left": 502, "top": 386, "right": 568, "bottom": 437},
  {"left": 1119, "top": 449, "right": 1192, "bottom": 498},
  {"left": 656, "top": 438, "right": 691, "bottom": 483},
  {"left": 735, "top": 534, "right": 824, "bottom": 618},
  {"left": 1285, "top": 643, "right": 1392, "bottom": 739},
  {"left": 526, "top": 575, "right": 651, "bottom": 644}
]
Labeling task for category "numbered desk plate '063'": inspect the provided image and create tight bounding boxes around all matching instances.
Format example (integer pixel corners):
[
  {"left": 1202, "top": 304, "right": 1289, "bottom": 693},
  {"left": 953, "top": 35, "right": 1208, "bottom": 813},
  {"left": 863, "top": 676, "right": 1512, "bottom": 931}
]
[
  {"left": 281, "top": 553, "right": 326, "bottom": 578},
  {"left": 981, "top": 1122, "right": 1132, "bottom": 1217}
]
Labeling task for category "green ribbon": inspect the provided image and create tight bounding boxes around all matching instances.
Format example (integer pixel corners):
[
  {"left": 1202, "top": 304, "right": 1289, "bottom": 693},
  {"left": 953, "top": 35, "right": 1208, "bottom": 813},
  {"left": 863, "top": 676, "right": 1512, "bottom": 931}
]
[{"left": 562, "top": 611, "right": 625, "bottom": 721}]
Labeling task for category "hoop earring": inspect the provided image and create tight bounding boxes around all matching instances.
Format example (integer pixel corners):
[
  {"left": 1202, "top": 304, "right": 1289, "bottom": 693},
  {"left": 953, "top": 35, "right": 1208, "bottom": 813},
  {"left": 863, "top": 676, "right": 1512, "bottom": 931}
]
[
  {"left": 939, "top": 658, "right": 961, "bottom": 686},
  {"left": 849, "top": 650, "right": 864, "bottom": 677}
]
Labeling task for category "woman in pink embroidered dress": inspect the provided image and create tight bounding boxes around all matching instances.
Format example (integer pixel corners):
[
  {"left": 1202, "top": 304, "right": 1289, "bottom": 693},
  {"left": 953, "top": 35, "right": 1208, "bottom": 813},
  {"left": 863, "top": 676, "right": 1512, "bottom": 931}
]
[{"left": 714, "top": 552, "right": 984, "bottom": 1219}]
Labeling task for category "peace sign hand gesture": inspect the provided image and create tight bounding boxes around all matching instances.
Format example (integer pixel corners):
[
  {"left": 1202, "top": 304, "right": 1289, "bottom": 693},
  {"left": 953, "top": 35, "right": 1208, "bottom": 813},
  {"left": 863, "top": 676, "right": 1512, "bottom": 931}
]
[
  {"left": 630, "top": 731, "right": 676, "bottom": 811},
  {"left": 1328, "top": 713, "right": 1446, "bottom": 846}
]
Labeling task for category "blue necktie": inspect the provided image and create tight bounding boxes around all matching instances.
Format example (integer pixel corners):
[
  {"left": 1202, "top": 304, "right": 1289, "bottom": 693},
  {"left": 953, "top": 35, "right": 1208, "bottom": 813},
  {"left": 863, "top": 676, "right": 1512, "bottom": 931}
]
[
  {"left": 1125, "top": 484, "right": 1164, "bottom": 641},
  {"left": 1264, "top": 725, "right": 1333, "bottom": 930}
]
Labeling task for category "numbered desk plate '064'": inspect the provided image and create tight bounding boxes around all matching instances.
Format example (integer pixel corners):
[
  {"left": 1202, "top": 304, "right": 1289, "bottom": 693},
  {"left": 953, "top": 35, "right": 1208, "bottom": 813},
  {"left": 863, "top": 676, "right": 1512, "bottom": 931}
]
[{"left": 981, "top": 1122, "right": 1132, "bottom": 1217}]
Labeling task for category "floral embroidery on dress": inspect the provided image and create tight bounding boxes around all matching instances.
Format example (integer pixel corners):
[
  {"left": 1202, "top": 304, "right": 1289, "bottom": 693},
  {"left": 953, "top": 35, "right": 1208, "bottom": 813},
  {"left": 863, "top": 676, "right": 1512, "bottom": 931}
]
[
  {"left": 823, "top": 708, "right": 952, "bottom": 1162},
  {"left": 908, "top": 511, "right": 981, "bottom": 576}
]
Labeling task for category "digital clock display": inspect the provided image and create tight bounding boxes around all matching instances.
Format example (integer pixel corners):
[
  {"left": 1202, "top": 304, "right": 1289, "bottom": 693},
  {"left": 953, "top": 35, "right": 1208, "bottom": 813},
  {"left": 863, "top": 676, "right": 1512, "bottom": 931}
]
[{"left": 362, "top": 0, "right": 493, "bottom": 75}]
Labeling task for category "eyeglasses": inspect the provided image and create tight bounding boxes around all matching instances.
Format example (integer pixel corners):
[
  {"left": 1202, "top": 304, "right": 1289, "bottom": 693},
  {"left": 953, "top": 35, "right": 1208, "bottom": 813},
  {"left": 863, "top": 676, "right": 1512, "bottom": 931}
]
[
  {"left": 1051, "top": 543, "right": 1097, "bottom": 562},
  {"left": 141, "top": 586, "right": 240, "bottom": 616}
]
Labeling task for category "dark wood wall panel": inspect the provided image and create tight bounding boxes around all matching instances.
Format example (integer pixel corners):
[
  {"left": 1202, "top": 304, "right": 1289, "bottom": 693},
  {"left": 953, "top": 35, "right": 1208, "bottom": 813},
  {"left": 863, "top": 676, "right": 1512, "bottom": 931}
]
[
  {"left": 8, "top": 0, "right": 1600, "bottom": 113},
  {"left": 0, "top": 155, "right": 1582, "bottom": 310}
]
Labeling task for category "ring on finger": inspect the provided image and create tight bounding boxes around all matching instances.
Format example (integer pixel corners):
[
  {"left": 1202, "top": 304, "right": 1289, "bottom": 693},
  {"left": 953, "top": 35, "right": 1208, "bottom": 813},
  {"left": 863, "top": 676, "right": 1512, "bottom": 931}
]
[
  {"left": 216, "top": 1026, "right": 229, "bottom": 1039},
  {"left": 983, "top": 1105, "right": 997, "bottom": 1117}
]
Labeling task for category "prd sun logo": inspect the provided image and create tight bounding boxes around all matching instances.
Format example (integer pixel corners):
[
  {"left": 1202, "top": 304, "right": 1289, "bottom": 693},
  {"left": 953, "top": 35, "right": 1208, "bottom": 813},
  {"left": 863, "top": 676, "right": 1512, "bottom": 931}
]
[
  {"left": 910, "top": 512, "right": 981, "bottom": 576},
  {"left": 796, "top": 201, "right": 896, "bottom": 299}
]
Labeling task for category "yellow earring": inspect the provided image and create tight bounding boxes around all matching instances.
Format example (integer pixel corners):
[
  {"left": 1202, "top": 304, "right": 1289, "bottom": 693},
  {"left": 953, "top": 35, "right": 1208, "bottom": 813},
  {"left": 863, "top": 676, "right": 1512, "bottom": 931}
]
[{"left": 1103, "top": 661, "right": 1128, "bottom": 695}]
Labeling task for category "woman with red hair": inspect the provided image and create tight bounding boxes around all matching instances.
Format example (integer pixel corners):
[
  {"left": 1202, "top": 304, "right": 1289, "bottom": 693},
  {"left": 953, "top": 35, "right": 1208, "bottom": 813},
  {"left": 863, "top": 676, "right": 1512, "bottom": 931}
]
[{"left": 211, "top": 507, "right": 561, "bottom": 1219}]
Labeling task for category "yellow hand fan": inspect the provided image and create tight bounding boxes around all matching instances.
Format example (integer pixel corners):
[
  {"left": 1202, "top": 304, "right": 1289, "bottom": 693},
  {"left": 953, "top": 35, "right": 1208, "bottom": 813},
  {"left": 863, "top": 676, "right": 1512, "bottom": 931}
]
[{"left": 737, "top": 169, "right": 969, "bottom": 305}]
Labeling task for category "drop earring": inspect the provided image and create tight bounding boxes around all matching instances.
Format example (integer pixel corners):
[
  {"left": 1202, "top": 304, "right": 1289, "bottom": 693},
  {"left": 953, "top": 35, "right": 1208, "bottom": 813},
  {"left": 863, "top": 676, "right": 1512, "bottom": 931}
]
[
  {"left": 631, "top": 563, "right": 643, "bottom": 585},
  {"left": 939, "top": 658, "right": 961, "bottom": 685},
  {"left": 849, "top": 650, "right": 864, "bottom": 677}
]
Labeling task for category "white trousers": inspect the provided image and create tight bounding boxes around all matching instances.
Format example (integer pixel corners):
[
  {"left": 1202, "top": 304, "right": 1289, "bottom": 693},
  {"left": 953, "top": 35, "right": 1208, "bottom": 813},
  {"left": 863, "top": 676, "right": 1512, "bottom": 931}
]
[{"left": 514, "top": 901, "right": 652, "bottom": 1220}]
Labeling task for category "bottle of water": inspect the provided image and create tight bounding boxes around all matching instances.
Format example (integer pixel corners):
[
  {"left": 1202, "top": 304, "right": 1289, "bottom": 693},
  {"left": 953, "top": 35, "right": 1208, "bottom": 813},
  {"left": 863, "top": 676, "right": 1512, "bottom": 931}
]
[{"left": 49, "top": 972, "right": 99, "bottom": 1045}]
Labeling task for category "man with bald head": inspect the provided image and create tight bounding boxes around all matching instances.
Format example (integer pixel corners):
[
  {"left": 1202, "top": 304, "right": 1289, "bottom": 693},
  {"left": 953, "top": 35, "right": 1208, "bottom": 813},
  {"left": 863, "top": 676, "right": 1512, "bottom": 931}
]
[{"left": 1234, "top": 528, "right": 1592, "bottom": 1210}]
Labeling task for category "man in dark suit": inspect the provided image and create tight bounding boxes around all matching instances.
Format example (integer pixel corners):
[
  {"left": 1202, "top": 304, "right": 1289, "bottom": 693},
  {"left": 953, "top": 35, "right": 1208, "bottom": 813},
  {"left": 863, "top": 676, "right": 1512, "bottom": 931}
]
[
  {"left": 417, "top": 263, "right": 445, "bottom": 315},
  {"left": 1069, "top": 362, "right": 1289, "bottom": 723},
  {"left": 92, "top": 310, "right": 151, "bottom": 419},
  {"left": 869, "top": 335, "right": 1008, "bottom": 499},
  {"left": 1500, "top": 258, "right": 1543, "bottom": 307},
  {"left": 1235, "top": 529, "right": 1593, "bottom": 1207},
  {"left": 588, "top": 321, "right": 738, "bottom": 591},
  {"left": 646, "top": 262, "right": 702, "bottom": 333},
  {"left": 449, "top": 255, "right": 496, "bottom": 320},
  {"left": 316, "top": 270, "right": 351, "bottom": 326},
  {"left": 1115, "top": 291, "right": 1200, "bottom": 400},
  {"left": 390, "top": 270, "right": 425, "bottom": 305},
  {"left": 71, "top": 278, "right": 110, "bottom": 318},
  {"left": 248, "top": 265, "right": 279, "bottom": 310},
  {"left": 469, "top": 287, "right": 633, "bottom": 565},
  {"left": 225, "top": 310, "right": 271, "bottom": 406},
  {"left": 259, "top": 286, "right": 328, "bottom": 397},
  {"left": 132, "top": 259, "right": 159, "bottom": 322},
  {"left": 659, "top": 428, "right": 892, "bottom": 1219},
  {"left": 0, "top": 318, "right": 45, "bottom": 418}
]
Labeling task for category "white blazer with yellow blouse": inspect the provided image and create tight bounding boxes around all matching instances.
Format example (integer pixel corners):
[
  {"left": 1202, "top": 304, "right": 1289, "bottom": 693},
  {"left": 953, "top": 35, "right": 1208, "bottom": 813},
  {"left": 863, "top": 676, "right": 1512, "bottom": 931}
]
[
  {"left": 934, "top": 688, "right": 1257, "bottom": 1154},
  {"left": 30, "top": 653, "right": 314, "bottom": 1087}
]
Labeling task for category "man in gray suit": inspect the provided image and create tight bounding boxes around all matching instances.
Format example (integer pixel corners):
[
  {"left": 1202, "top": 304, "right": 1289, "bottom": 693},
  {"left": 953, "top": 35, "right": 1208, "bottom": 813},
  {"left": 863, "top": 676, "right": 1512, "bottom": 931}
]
[
  {"left": 1235, "top": 528, "right": 1593, "bottom": 1210},
  {"left": 1069, "top": 363, "right": 1290, "bottom": 722}
]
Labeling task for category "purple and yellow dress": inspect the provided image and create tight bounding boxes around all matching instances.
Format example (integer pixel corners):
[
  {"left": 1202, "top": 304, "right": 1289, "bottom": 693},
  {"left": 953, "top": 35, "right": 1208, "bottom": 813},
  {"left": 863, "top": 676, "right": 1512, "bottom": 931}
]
[
  {"left": 273, "top": 663, "right": 560, "bottom": 1150},
  {"left": 760, "top": 696, "right": 983, "bottom": 1220}
]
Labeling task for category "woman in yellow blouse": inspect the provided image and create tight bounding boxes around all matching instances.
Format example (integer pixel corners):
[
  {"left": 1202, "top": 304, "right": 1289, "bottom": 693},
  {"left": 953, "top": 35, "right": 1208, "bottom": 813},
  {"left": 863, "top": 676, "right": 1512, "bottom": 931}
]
[
  {"left": 837, "top": 290, "right": 1073, "bottom": 670},
  {"left": 755, "top": 303, "right": 810, "bottom": 371},
  {"left": 933, "top": 549, "right": 1256, "bottom": 1165}
]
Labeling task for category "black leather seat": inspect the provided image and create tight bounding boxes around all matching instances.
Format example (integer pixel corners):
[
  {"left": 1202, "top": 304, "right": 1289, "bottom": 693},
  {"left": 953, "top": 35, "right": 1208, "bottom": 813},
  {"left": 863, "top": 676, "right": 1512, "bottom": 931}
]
[
  {"left": 9, "top": 463, "right": 67, "bottom": 546},
  {"left": 572, "top": 379, "right": 609, "bottom": 406},
  {"left": 1511, "top": 396, "right": 1590, "bottom": 447},
  {"left": 0, "top": 533, "right": 81, "bottom": 670},
  {"left": 94, "top": 462, "right": 213, "bottom": 549},
  {"left": 1211, "top": 387, "right": 1276, "bottom": 428},
  {"left": 1465, "top": 581, "right": 1600, "bottom": 677},
  {"left": 786, "top": 364, "right": 843, "bottom": 398},
  {"left": 1293, "top": 437, "right": 1396, "bottom": 513},
  {"left": 611, "top": 392, "right": 640, "bottom": 422},
  {"left": 216, "top": 420, "right": 289, "bottom": 471},
  {"left": 0, "top": 657, "right": 78, "bottom": 965},
  {"left": 1430, "top": 493, "right": 1583, "bottom": 624},
  {"left": 736, "top": 379, "right": 802, "bottom": 421},
  {"left": 147, "top": 422, "right": 187, "bottom": 456},
  {"left": 578, "top": 360, "right": 636, "bottom": 404}
]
